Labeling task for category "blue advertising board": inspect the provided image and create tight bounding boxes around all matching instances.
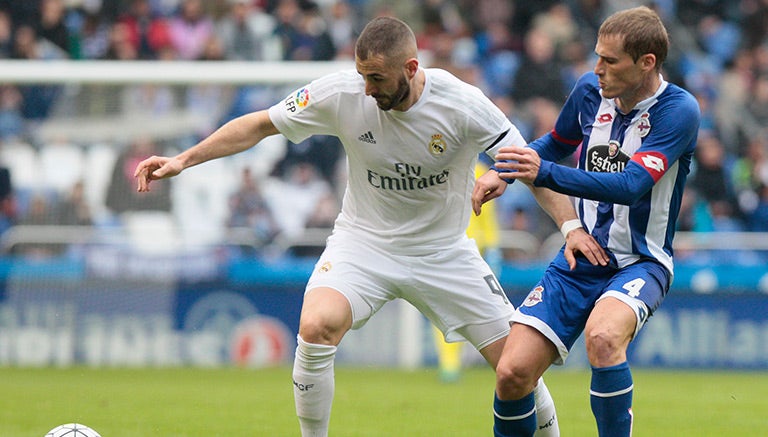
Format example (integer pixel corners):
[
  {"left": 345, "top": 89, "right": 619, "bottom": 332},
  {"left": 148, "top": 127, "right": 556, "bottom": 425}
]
[{"left": 0, "top": 256, "right": 765, "bottom": 369}]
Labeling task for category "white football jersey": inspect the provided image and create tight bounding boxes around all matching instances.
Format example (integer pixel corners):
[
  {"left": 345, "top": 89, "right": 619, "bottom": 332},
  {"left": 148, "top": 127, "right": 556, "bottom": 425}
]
[{"left": 268, "top": 68, "right": 525, "bottom": 255}]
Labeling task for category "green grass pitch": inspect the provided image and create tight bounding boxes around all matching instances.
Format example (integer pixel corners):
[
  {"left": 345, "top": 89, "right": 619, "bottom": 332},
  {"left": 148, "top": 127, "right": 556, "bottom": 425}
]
[{"left": 1, "top": 366, "right": 766, "bottom": 436}]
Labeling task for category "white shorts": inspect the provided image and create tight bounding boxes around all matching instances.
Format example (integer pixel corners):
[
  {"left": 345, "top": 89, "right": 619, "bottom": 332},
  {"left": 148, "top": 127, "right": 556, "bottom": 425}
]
[{"left": 305, "top": 230, "right": 514, "bottom": 350}]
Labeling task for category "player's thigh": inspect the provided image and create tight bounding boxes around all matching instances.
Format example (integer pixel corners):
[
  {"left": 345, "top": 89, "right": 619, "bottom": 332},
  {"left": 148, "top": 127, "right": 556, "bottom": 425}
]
[
  {"left": 499, "top": 322, "right": 558, "bottom": 375},
  {"left": 407, "top": 238, "right": 513, "bottom": 349},
  {"left": 305, "top": 235, "right": 400, "bottom": 331},
  {"left": 595, "top": 259, "right": 670, "bottom": 338},
  {"left": 513, "top": 248, "right": 615, "bottom": 363}
]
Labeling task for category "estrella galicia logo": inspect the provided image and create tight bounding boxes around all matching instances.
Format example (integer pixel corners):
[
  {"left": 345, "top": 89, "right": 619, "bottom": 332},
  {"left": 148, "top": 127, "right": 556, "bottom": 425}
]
[{"left": 587, "top": 140, "right": 630, "bottom": 173}]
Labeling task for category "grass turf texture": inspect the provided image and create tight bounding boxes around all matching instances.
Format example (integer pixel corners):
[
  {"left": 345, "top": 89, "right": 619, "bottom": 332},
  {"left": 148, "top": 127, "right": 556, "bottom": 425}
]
[{"left": 1, "top": 366, "right": 765, "bottom": 436}]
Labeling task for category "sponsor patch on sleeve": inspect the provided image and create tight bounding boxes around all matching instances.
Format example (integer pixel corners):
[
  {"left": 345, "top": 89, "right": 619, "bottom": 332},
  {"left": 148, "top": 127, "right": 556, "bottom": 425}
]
[
  {"left": 631, "top": 151, "right": 667, "bottom": 182},
  {"left": 283, "top": 86, "right": 311, "bottom": 116}
]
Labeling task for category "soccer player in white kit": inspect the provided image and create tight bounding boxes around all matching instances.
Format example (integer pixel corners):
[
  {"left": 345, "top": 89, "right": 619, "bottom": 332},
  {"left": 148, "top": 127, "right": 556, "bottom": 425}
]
[{"left": 134, "top": 16, "right": 604, "bottom": 437}]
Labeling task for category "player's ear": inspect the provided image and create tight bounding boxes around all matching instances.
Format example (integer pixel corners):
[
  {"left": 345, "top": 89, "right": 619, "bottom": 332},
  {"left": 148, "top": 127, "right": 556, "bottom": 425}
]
[
  {"left": 639, "top": 53, "right": 656, "bottom": 72},
  {"left": 404, "top": 57, "right": 419, "bottom": 79}
]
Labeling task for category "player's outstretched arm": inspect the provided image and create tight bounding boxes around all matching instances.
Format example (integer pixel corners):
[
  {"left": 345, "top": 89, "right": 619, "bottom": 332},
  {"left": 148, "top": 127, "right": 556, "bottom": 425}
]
[{"left": 134, "top": 110, "right": 279, "bottom": 192}]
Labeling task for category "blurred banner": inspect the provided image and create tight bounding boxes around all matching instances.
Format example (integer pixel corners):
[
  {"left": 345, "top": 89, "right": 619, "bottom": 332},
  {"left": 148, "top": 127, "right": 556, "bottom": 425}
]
[{"left": 0, "top": 254, "right": 766, "bottom": 369}]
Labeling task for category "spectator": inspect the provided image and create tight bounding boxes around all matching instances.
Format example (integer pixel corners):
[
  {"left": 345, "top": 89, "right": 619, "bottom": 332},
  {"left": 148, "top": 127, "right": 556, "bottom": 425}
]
[
  {"left": 510, "top": 27, "right": 568, "bottom": 106},
  {"left": 272, "top": 0, "right": 335, "bottom": 61},
  {"left": 270, "top": 134, "right": 343, "bottom": 188},
  {"left": 732, "top": 134, "right": 768, "bottom": 228},
  {"left": 689, "top": 130, "right": 741, "bottom": 226},
  {"left": 168, "top": 0, "right": 214, "bottom": 60},
  {"left": 0, "top": 85, "right": 24, "bottom": 141},
  {"left": 106, "top": 137, "right": 172, "bottom": 215},
  {"left": 227, "top": 167, "right": 279, "bottom": 246},
  {"left": 36, "top": 0, "right": 70, "bottom": 55},
  {"left": 741, "top": 0, "right": 768, "bottom": 50},
  {"left": 0, "top": 9, "right": 12, "bottom": 58},
  {"left": 16, "top": 191, "right": 60, "bottom": 257},
  {"left": 57, "top": 180, "right": 92, "bottom": 226},
  {"left": 0, "top": 166, "right": 15, "bottom": 237},
  {"left": 475, "top": 20, "right": 521, "bottom": 97},
  {"left": 748, "top": 183, "right": 768, "bottom": 233},
  {"left": 78, "top": 11, "right": 112, "bottom": 59},
  {"left": 11, "top": 25, "right": 64, "bottom": 120},
  {"left": 714, "top": 48, "right": 754, "bottom": 149},
  {"left": 216, "top": 0, "right": 280, "bottom": 61},
  {"left": 531, "top": 3, "right": 577, "bottom": 50},
  {"left": 744, "top": 74, "right": 768, "bottom": 137},
  {"left": 263, "top": 162, "right": 336, "bottom": 239},
  {"left": 21, "top": 193, "right": 56, "bottom": 226},
  {"left": 325, "top": 0, "right": 356, "bottom": 59},
  {"left": 103, "top": 21, "right": 139, "bottom": 60},
  {"left": 116, "top": 0, "right": 172, "bottom": 59}
]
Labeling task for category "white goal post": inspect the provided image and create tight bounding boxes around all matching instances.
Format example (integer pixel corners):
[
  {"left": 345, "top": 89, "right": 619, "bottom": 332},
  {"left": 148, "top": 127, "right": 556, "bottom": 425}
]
[{"left": 0, "top": 59, "right": 355, "bottom": 85}]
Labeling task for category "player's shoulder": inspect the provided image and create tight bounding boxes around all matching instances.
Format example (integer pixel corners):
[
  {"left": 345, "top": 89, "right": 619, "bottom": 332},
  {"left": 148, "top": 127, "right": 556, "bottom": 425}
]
[
  {"left": 424, "top": 68, "right": 505, "bottom": 120},
  {"left": 658, "top": 82, "right": 700, "bottom": 116},
  {"left": 307, "top": 69, "right": 365, "bottom": 101},
  {"left": 425, "top": 68, "right": 486, "bottom": 100},
  {"left": 573, "top": 72, "right": 601, "bottom": 96}
]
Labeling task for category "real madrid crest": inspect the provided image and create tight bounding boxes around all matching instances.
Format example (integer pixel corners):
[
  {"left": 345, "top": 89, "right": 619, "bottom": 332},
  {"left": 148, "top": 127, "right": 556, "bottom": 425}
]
[
  {"left": 429, "top": 133, "right": 446, "bottom": 156},
  {"left": 637, "top": 113, "right": 651, "bottom": 138}
]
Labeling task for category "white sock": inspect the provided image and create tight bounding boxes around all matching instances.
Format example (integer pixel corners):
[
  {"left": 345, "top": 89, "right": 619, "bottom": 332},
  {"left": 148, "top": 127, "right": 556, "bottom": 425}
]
[
  {"left": 533, "top": 377, "right": 560, "bottom": 437},
  {"left": 293, "top": 335, "right": 337, "bottom": 437}
]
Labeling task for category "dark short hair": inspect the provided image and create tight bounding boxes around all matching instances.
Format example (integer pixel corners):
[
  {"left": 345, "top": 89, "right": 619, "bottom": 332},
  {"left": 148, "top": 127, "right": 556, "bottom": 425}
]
[
  {"left": 598, "top": 6, "right": 669, "bottom": 69},
  {"left": 355, "top": 16, "right": 417, "bottom": 63}
]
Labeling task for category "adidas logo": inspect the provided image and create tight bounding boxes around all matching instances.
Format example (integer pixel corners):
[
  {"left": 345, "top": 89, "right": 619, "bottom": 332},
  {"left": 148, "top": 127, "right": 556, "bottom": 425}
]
[{"left": 358, "top": 131, "right": 376, "bottom": 144}]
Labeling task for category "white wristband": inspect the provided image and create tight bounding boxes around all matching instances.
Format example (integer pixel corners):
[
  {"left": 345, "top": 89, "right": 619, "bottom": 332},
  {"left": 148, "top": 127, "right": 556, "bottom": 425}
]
[{"left": 560, "top": 219, "right": 582, "bottom": 238}]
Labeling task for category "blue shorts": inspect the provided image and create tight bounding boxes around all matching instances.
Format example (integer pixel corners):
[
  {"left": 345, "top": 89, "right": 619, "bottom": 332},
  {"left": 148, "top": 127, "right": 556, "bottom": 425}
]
[{"left": 511, "top": 248, "right": 670, "bottom": 364}]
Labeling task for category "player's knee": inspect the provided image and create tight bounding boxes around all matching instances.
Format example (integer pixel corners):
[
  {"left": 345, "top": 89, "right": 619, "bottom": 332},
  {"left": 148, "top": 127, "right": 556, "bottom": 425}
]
[
  {"left": 495, "top": 362, "right": 537, "bottom": 400},
  {"left": 585, "top": 327, "right": 628, "bottom": 367},
  {"left": 298, "top": 312, "right": 347, "bottom": 346}
]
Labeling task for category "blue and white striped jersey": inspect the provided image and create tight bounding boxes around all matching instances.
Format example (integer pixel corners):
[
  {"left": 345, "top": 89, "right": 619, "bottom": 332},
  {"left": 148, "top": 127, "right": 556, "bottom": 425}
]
[{"left": 529, "top": 72, "right": 701, "bottom": 276}]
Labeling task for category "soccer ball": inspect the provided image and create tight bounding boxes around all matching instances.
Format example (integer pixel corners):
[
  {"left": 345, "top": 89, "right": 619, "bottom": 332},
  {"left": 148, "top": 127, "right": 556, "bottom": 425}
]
[{"left": 45, "top": 423, "right": 101, "bottom": 437}]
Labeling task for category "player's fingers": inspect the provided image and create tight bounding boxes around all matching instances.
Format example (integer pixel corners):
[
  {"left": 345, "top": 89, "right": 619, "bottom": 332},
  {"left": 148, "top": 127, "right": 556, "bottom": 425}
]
[
  {"left": 493, "top": 153, "right": 525, "bottom": 166},
  {"left": 136, "top": 168, "right": 152, "bottom": 192},
  {"left": 151, "top": 164, "right": 169, "bottom": 179},
  {"left": 579, "top": 246, "right": 600, "bottom": 266},
  {"left": 471, "top": 185, "right": 486, "bottom": 215},
  {"left": 564, "top": 246, "right": 577, "bottom": 270},
  {"left": 582, "top": 243, "right": 609, "bottom": 266}
]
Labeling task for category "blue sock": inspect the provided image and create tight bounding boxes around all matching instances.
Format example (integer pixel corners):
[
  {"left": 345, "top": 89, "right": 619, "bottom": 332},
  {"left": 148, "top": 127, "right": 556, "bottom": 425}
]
[
  {"left": 590, "top": 362, "right": 634, "bottom": 437},
  {"left": 493, "top": 391, "right": 537, "bottom": 437}
]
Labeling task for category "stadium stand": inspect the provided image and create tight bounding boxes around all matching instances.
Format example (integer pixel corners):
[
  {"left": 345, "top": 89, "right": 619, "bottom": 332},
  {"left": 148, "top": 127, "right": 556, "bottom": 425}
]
[{"left": 0, "top": 0, "right": 765, "bottom": 263}]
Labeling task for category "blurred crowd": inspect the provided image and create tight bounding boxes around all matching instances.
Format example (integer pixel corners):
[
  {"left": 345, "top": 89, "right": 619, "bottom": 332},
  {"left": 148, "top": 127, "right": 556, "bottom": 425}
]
[{"left": 0, "top": 0, "right": 767, "bottom": 261}]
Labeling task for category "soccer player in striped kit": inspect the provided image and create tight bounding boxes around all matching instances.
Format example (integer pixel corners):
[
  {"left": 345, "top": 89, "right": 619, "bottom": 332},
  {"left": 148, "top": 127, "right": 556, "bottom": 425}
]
[{"left": 474, "top": 6, "right": 701, "bottom": 437}]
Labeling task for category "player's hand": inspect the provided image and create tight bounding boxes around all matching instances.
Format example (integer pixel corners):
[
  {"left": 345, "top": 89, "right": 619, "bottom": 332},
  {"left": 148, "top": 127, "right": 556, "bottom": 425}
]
[
  {"left": 133, "top": 156, "right": 183, "bottom": 192},
  {"left": 472, "top": 169, "right": 507, "bottom": 215},
  {"left": 563, "top": 228, "right": 609, "bottom": 270},
  {"left": 493, "top": 146, "right": 541, "bottom": 184}
]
